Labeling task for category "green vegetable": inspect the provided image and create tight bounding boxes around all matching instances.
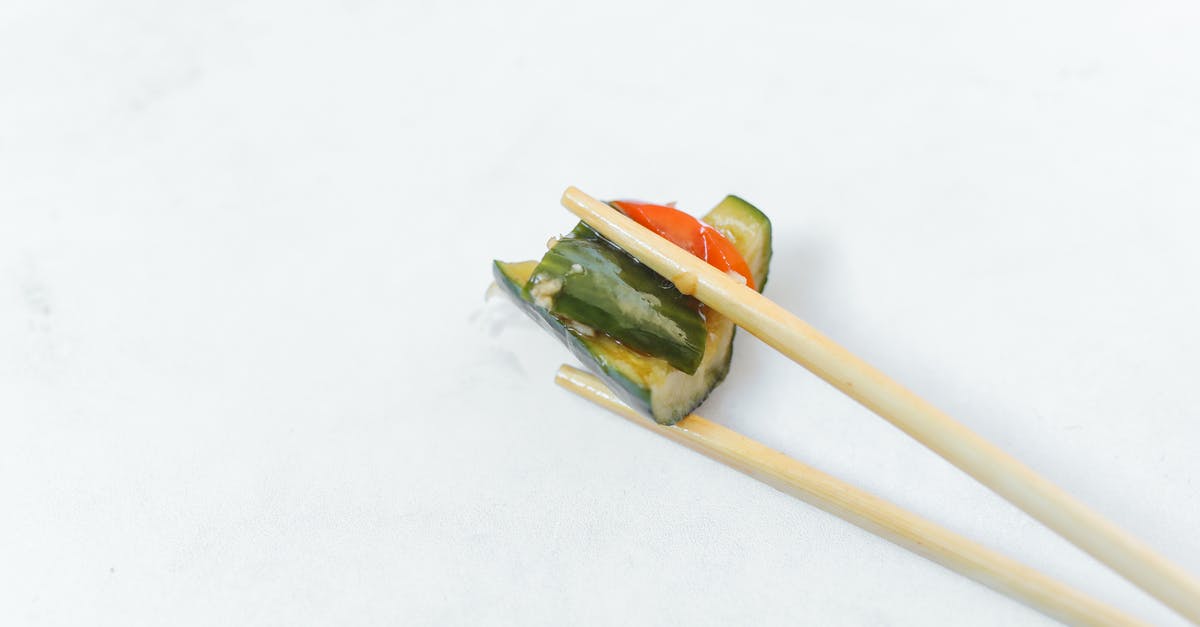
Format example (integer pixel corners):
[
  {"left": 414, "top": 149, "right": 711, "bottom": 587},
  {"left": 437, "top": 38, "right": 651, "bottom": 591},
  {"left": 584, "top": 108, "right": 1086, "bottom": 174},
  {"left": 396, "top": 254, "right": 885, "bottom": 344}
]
[
  {"left": 493, "top": 196, "right": 772, "bottom": 424},
  {"left": 703, "top": 195, "right": 772, "bottom": 290},
  {"left": 524, "top": 223, "right": 707, "bottom": 374}
]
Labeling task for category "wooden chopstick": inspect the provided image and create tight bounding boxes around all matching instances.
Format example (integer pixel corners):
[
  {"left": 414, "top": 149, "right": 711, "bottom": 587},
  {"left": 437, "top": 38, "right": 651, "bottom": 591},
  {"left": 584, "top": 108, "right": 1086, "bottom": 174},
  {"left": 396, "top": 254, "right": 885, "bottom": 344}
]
[
  {"left": 555, "top": 365, "right": 1144, "bottom": 627},
  {"left": 559, "top": 186, "right": 1200, "bottom": 623}
]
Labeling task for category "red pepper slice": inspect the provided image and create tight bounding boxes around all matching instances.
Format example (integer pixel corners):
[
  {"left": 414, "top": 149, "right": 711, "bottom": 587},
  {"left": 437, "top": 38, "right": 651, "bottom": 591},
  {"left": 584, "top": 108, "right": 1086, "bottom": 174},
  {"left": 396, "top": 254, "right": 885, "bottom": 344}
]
[{"left": 610, "top": 200, "right": 756, "bottom": 290}]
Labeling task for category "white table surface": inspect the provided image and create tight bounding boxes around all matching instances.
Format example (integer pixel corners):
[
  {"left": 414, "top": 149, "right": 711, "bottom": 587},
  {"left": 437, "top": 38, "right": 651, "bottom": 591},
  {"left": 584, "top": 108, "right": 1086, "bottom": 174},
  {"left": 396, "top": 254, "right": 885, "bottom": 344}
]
[{"left": 3, "top": 1, "right": 1199, "bottom": 625}]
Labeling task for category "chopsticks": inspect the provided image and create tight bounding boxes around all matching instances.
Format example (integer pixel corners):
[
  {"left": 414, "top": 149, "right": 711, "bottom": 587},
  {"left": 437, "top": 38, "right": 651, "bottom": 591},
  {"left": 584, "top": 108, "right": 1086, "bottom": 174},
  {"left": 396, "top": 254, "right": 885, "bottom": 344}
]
[
  {"left": 555, "top": 365, "right": 1144, "bottom": 627},
  {"left": 559, "top": 186, "right": 1200, "bottom": 623}
]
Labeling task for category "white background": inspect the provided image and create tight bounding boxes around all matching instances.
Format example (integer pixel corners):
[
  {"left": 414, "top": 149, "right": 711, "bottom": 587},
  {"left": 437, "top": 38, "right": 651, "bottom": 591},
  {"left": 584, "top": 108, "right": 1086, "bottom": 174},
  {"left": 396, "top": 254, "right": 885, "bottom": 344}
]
[{"left": 2, "top": 1, "right": 1199, "bottom": 625}]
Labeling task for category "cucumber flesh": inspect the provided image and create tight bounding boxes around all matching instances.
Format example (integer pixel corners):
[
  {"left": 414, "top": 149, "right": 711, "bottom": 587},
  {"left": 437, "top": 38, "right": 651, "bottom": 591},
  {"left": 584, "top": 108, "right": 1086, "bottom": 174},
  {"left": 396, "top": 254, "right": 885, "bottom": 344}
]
[
  {"left": 702, "top": 195, "right": 773, "bottom": 291},
  {"left": 493, "top": 196, "right": 772, "bottom": 425}
]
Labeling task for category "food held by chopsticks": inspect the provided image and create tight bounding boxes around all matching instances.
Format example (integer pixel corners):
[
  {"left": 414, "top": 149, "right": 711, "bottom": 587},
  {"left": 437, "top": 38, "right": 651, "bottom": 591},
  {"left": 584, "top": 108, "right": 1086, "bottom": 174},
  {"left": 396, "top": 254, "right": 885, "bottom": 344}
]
[
  {"left": 493, "top": 196, "right": 772, "bottom": 424},
  {"left": 489, "top": 187, "right": 1200, "bottom": 622},
  {"left": 556, "top": 187, "right": 1200, "bottom": 622}
]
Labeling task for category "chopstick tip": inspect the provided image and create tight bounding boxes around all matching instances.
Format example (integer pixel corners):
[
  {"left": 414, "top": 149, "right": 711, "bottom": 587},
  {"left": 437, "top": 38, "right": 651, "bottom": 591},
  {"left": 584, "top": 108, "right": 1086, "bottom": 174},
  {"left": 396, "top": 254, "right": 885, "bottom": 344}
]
[{"left": 560, "top": 186, "right": 596, "bottom": 215}]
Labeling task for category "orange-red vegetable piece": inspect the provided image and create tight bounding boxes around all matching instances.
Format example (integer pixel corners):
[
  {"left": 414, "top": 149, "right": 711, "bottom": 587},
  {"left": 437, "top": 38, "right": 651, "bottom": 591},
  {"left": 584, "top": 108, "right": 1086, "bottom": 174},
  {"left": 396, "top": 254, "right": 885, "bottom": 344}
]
[{"left": 610, "top": 200, "right": 756, "bottom": 290}]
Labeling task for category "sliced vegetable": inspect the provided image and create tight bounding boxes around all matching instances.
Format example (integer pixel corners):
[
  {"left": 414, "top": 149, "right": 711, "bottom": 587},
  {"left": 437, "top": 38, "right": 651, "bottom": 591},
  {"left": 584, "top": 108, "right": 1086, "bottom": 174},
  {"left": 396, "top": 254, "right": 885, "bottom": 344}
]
[
  {"left": 611, "top": 199, "right": 757, "bottom": 289},
  {"left": 493, "top": 195, "right": 773, "bottom": 425},
  {"left": 524, "top": 223, "right": 708, "bottom": 375},
  {"left": 609, "top": 201, "right": 706, "bottom": 259},
  {"left": 702, "top": 195, "right": 772, "bottom": 290}
]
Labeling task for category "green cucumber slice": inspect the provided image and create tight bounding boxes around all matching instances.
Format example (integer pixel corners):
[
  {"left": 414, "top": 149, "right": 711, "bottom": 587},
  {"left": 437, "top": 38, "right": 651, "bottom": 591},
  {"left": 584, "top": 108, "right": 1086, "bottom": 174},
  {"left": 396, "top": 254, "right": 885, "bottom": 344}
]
[
  {"left": 493, "top": 196, "right": 772, "bottom": 425},
  {"left": 524, "top": 223, "right": 707, "bottom": 374},
  {"left": 702, "top": 195, "right": 773, "bottom": 291}
]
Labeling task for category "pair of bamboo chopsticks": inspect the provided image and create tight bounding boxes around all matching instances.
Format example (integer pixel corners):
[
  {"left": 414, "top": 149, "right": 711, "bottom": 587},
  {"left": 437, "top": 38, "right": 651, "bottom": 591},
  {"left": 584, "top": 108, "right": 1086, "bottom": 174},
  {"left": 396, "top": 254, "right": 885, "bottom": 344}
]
[
  {"left": 555, "top": 187, "right": 1200, "bottom": 624},
  {"left": 555, "top": 365, "right": 1139, "bottom": 626}
]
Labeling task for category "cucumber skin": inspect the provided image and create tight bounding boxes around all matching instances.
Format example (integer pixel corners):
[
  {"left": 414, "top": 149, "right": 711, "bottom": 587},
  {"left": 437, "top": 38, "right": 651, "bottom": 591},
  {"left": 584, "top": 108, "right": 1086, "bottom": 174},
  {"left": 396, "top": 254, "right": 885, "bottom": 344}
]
[
  {"left": 493, "top": 260, "right": 655, "bottom": 412},
  {"left": 524, "top": 223, "right": 707, "bottom": 375}
]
